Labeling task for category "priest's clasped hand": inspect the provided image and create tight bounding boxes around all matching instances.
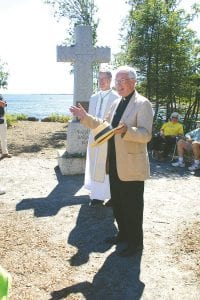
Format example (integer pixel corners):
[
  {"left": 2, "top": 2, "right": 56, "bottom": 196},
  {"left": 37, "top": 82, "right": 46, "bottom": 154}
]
[{"left": 114, "top": 123, "right": 127, "bottom": 135}]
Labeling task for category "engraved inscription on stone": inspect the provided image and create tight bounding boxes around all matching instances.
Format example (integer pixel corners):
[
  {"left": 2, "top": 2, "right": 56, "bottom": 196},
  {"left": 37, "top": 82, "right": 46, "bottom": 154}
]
[
  {"left": 67, "top": 121, "right": 90, "bottom": 154},
  {"left": 77, "top": 128, "right": 89, "bottom": 146}
]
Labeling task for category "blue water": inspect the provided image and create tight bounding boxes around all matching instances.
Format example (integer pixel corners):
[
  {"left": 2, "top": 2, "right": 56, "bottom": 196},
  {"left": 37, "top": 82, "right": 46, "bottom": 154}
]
[{"left": 3, "top": 94, "right": 73, "bottom": 120}]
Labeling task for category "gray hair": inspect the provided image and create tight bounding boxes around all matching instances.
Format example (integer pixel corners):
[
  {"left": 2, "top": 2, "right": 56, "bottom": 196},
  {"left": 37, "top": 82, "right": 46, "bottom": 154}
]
[
  {"left": 170, "top": 112, "right": 179, "bottom": 119},
  {"left": 116, "top": 66, "right": 137, "bottom": 81},
  {"left": 99, "top": 70, "right": 112, "bottom": 79}
]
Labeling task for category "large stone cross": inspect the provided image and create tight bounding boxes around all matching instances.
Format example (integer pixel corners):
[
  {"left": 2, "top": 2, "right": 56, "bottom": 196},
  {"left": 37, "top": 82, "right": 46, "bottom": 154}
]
[
  {"left": 57, "top": 25, "right": 111, "bottom": 106},
  {"left": 56, "top": 25, "right": 111, "bottom": 175}
]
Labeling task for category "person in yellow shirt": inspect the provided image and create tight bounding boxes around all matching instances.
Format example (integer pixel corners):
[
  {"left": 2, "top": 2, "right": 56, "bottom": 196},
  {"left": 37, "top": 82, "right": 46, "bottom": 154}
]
[{"left": 151, "top": 112, "right": 184, "bottom": 159}]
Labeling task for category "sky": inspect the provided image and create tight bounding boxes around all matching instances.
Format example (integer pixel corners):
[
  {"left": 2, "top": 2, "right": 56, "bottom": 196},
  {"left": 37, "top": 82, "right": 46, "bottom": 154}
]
[{"left": 0, "top": 0, "right": 199, "bottom": 94}]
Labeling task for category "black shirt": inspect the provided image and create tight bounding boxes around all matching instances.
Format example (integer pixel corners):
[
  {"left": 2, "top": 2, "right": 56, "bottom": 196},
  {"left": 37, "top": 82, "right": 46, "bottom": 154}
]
[
  {"left": 108, "top": 91, "right": 135, "bottom": 163},
  {"left": 111, "top": 91, "right": 135, "bottom": 128},
  {"left": 0, "top": 106, "right": 5, "bottom": 117}
]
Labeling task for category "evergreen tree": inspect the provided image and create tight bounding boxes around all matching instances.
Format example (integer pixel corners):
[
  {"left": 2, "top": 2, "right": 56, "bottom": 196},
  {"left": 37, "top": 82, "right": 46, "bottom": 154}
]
[
  {"left": 44, "top": 0, "right": 99, "bottom": 44},
  {"left": 114, "top": 0, "right": 200, "bottom": 126},
  {"left": 44, "top": 0, "right": 100, "bottom": 90}
]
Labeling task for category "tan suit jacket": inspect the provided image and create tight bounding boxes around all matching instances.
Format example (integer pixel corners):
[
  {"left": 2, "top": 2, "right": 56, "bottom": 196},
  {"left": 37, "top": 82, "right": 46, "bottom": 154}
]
[{"left": 82, "top": 91, "right": 153, "bottom": 181}]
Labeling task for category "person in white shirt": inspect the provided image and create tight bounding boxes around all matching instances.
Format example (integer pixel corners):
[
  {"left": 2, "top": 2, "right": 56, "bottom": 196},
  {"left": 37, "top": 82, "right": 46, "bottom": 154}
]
[
  {"left": 84, "top": 70, "right": 118, "bottom": 206},
  {"left": 172, "top": 120, "right": 200, "bottom": 171},
  {"left": 0, "top": 94, "right": 12, "bottom": 159}
]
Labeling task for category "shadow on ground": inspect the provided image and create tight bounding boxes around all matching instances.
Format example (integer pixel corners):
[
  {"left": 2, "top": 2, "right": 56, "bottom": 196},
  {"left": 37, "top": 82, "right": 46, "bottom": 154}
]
[
  {"left": 50, "top": 251, "right": 144, "bottom": 300},
  {"left": 16, "top": 165, "right": 145, "bottom": 299},
  {"left": 9, "top": 128, "right": 66, "bottom": 156},
  {"left": 150, "top": 157, "right": 200, "bottom": 178},
  {"left": 16, "top": 166, "right": 87, "bottom": 217},
  {"left": 67, "top": 202, "right": 116, "bottom": 266},
  {"left": 15, "top": 159, "right": 199, "bottom": 299}
]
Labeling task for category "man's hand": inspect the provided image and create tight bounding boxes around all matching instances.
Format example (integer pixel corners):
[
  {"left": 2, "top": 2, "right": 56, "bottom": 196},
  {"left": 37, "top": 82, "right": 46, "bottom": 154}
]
[
  {"left": 69, "top": 103, "right": 87, "bottom": 120},
  {"left": 114, "top": 123, "right": 127, "bottom": 135},
  {"left": 160, "top": 129, "right": 164, "bottom": 137},
  {"left": 0, "top": 100, "right": 6, "bottom": 108}
]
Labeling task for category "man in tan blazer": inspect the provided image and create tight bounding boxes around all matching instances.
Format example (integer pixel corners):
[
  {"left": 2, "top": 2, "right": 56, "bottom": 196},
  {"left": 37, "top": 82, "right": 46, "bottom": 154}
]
[{"left": 70, "top": 66, "right": 153, "bottom": 257}]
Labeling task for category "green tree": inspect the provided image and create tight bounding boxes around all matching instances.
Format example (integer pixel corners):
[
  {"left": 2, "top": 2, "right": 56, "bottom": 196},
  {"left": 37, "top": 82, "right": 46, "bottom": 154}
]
[
  {"left": 44, "top": 0, "right": 100, "bottom": 91},
  {"left": 114, "top": 0, "right": 200, "bottom": 128},
  {"left": 0, "top": 59, "right": 9, "bottom": 89},
  {"left": 43, "top": 0, "right": 99, "bottom": 44}
]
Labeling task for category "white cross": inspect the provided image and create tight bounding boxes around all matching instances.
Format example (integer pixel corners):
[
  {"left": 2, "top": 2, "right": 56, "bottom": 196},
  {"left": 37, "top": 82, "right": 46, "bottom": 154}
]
[{"left": 57, "top": 25, "right": 111, "bottom": 105}]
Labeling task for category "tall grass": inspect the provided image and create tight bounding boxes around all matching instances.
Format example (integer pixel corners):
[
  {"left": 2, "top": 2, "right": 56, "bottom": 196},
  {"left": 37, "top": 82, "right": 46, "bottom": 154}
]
[
  {"left": 5, "top": 113, "right": 71, "bottom": 127},
  {"left": 6, "top": 114, "right": 28, "bottom": 127},
  {"left": 41, "top": 114, "right": 71, "bottom": 123}
]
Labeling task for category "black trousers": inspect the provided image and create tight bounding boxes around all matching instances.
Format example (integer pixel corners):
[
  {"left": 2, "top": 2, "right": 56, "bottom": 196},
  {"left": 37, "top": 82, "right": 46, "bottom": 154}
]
[{"left": 108, "top": 152, "right": 144, "bottom": 247}]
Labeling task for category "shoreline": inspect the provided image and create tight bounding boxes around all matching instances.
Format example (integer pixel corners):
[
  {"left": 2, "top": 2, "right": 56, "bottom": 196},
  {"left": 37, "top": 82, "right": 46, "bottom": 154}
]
[
  {"left": 4, "top": 93, "right": 73, "bottom": 120},
  {"left": 2, "top": 92, "right": 73, "bottom": 95},
  {"left": 6, "top": 115, "right": 71, "bottom": 128}
]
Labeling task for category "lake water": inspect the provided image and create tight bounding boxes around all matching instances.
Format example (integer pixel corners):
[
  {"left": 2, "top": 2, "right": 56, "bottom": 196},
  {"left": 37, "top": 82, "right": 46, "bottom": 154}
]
[{"left": 3, "top": 94, "right": 73, "bottom": 120}]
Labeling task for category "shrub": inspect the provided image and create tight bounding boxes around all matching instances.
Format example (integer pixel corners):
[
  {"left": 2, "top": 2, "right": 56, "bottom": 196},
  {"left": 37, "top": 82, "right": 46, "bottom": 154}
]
[
  {"left": 41, "top": 114, "right": 71, "bottom": 123},
  {"left": 5, "top": 113, "right": 71, "bottom": 126},
  {"left": 5, "top": 114, "right": 17, "bottom": 127},
  {"left": 5, "top": 113, "right": 28, "bottom": 127},
  {"left": 16, "top": 114, "right": 28, "bottom": 121}
]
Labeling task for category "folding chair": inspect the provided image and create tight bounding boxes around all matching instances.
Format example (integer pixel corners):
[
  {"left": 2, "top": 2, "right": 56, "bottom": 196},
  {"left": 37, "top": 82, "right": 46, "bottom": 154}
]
[{"left": 150, "top": 135, "right": 178, "bottom": 162}]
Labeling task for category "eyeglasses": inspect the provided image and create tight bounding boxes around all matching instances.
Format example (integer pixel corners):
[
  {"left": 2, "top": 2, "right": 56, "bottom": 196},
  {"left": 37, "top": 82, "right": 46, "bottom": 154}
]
[
  {"left": 98, "top": 77, "right": 110, "bottom": 81},
  {"left": 115, "top": 78, "right": 132, "bottom": 85}
]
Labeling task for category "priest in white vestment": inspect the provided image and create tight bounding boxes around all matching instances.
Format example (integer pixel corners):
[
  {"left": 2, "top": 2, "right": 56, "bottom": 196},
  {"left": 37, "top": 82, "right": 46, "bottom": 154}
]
[{"left": 84, "top": 70, "right": 118, "bottom": 206}]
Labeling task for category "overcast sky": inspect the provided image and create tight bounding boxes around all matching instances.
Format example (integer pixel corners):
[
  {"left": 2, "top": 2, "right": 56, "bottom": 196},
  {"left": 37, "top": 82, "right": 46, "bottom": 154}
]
[{"left": 0, "top": 0, "right": 199, "bottom": 94}]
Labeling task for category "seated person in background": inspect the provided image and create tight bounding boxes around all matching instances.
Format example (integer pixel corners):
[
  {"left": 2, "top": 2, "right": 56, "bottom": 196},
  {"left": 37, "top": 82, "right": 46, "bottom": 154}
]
[
  {"left": 151, "top": 112, "right": 184, "bottom": 159},
  {"left": 172, "top": 120, "right": 200, "bottom": 171}
]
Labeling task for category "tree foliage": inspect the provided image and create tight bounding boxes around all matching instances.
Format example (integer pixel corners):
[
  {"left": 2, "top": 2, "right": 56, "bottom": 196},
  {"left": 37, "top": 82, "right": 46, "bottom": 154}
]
[
  {"left": 0, "top": 59, "right": 9, "bottom": 89},
  {"left": 44, "top": 0, "right": 100, "bottom": 91},
  {"left": 44, "top": 0, "right": 99, "bottom": 44},
  {"left": 114, "top": 0, "right": 200, "bottom": 129}
]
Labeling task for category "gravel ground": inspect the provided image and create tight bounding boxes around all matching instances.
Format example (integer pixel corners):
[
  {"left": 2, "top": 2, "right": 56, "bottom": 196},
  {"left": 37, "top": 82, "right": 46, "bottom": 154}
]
[{"left": 0, "top": 121, "right": 199, "bottom": 300}]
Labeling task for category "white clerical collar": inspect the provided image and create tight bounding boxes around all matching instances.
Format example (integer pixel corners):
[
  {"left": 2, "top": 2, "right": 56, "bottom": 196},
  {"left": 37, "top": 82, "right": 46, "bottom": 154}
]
[{"left": 100, "top": 89, "right": 112, "bottom": 96}]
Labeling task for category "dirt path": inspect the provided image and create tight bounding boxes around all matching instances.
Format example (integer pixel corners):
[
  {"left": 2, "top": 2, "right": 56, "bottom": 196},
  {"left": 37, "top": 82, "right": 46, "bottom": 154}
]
[
  {"left": 6, "top": 120, "right": 67, "bottom": 158},
  {"left": 0, "top": 121, "right": 199, "bottom": 299}
]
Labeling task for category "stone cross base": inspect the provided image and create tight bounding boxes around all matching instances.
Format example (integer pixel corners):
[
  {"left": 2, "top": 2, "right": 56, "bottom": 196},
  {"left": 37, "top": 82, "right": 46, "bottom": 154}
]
[
  {"left": 57, "top": 120, "right": 90, "bottom": 175},
  {"left": 67, "top": 121, "right": 90, "bottom": 154},
  {"left": 57, "top": 150, "right": 86, "bottom": 175}
]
